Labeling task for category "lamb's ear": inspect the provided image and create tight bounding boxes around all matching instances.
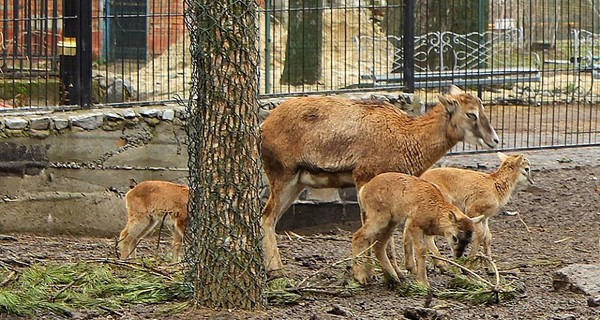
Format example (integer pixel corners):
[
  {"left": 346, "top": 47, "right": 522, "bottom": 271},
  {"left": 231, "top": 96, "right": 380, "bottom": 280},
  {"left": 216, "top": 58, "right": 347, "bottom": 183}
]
[
  {"left": 470, "top": 215, "right": 485, "bottom": 224},
  {"left": 448, "top": 84, "right": 465, "bottom": 95},
  {"left": 438, "top": 95, "right": 459, "bottom": 115},
  {"left": 449, "top": 211, "right": 458, "bottom": 223},
  {"left": 497, "top": 152, "right": 509, "bottom": 162}
]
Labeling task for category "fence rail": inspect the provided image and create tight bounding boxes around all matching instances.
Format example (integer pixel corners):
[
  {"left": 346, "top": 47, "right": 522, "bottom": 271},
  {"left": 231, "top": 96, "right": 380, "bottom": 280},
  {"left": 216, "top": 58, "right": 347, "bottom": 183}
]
[{"left": 0, "top": 0, "right": 599, "bottom": 152}]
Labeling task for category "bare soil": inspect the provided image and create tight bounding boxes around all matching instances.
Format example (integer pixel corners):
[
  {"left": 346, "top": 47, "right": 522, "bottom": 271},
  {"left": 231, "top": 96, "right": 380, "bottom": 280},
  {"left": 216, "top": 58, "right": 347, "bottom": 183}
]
[{"left": 1, "top": 155, "right": 600, "bottom": 320}]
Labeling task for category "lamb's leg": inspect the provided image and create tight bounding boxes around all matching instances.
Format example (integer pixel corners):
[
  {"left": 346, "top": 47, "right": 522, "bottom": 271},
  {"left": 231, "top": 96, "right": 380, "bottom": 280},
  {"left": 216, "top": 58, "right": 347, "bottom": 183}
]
[
  {"left": 172, "top": 219, "right": 185, "bottom": 262},
  {"left": 402, "top": 220, "right": 416, "bottom": 275},
  {"left": 482, "top": 218, "right": 493, "bottom": 258},
  {"left": 262, "top": 172, "right": 304, "bottom": 276},
  {"left": 468, "top": 218, "right": 486, "bottom": 257},
  {"left": 425, "top": 236, "right": 448, "bottom": 272},
  {"left": 351, "top": 225, "right": 375, "bottom": 285},
  {"left": 410, "top": 229, "right": 429, "bottom": 285},
  {"left": 373, "top": 222, "right": 402, "bottom": 284},
  {"left": 119, "top": 215, "right": 156, "bottom": 259}
]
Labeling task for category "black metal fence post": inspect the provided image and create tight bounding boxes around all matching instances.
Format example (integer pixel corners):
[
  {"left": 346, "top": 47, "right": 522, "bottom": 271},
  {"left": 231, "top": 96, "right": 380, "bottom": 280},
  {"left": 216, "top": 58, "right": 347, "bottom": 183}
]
[
  {"left": 59, "top": 0, "right": 92, "bottom": 108},
  {"left": 403, "top": 0, "right": 415, "bottom": 93},
  {"left": 79, "top": 0, "right": 92, "bottom": 108}
]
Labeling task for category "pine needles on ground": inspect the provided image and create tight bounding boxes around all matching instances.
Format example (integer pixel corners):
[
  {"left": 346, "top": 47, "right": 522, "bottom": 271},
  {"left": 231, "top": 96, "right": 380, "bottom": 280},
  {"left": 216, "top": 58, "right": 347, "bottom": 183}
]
[{"left": 0, "top": 260, "right": 191, "bottom": 317}]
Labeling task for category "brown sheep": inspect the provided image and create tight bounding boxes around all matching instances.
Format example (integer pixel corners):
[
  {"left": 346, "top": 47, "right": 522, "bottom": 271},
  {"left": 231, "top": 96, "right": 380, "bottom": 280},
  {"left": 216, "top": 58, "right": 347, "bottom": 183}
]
[
  {"left": 420, "top": 152, "right": 534, "bottom": 262},
  {"left": 260, "top": 85, "right": 499, "bottom": 275},
  {"left": 352, "top": 172, "right": 484, "bottom": 286},
  {"left": 118, "top": 180, "right": 189, "bottom": 262}
]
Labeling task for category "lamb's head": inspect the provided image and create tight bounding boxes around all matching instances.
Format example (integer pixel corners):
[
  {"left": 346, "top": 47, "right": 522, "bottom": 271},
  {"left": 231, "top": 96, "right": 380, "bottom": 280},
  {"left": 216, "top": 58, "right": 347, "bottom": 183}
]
[
  {"left": 438, "top": 85, "right": 499, "bottom": 149},
  {"left": 498, "top": 152, "right": 535, "bottom": 185},
  {"left": 444, "top": 208, "right": 484, "bottom": 258}
]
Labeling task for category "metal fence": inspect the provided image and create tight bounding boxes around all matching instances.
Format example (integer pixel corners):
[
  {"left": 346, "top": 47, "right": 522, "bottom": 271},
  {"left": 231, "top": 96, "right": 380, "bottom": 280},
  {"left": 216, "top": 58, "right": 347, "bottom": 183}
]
[{"left": 0, "top": 0, "right": 598, "bottom": 151}]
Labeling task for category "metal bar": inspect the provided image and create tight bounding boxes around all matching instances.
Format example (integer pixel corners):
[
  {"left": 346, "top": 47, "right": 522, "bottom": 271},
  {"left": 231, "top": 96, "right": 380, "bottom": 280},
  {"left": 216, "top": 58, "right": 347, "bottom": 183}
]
[
  {"left": 79, "top": 0, "right": 92, "bottom": 108},
  {"left": 402, "top": 0, "right": 415, "bottom": 93}
]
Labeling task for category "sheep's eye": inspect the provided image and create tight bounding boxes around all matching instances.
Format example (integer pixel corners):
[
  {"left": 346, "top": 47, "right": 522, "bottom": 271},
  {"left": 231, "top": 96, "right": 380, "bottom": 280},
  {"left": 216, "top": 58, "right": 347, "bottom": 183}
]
[{"left": 466, "top": 112, "right": 478, "bottom": 120}]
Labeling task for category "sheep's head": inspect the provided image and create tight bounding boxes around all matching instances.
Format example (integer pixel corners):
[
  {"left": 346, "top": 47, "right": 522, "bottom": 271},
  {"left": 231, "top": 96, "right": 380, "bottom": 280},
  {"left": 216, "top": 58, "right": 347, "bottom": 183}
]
[
  {"left": 445, "top": 209, "right": 484, "bottom": 258},
  {"left": 498, "top": 152, "right": 535, "bottom": 185},
  {"left": 438, "top": 85, "right": 499, "bottom": 149}
]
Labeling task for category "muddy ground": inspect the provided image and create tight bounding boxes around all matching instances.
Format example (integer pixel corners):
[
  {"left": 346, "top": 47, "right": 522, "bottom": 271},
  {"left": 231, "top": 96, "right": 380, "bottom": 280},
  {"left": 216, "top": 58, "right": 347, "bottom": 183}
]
[{"left": 1, "top": 149, "right": 600, "bottom": 320}]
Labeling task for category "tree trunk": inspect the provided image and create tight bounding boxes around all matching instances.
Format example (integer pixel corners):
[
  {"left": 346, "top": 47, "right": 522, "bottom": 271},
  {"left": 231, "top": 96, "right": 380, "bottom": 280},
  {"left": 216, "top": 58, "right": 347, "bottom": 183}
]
[
  {"left": 280, "top": 0, "right": 322, "bottom": 85},
  {"left": 184, "top": 0, "right": 265, "bottom": 310}
]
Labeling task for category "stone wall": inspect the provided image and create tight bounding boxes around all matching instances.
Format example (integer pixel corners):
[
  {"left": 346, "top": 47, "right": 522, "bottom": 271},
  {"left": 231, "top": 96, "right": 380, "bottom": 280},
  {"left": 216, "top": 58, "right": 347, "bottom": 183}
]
[
  {"left": 0, "top": 104, "right": 191, "bottom": 237},
  {"left": 0, "top": 93, "right": 413, "bottom": 237}
]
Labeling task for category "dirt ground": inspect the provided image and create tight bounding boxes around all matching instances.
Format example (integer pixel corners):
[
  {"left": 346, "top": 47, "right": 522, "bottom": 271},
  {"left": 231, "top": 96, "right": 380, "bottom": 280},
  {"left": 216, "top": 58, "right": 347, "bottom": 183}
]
[{"left": 1, "top": 148, "right": 600, "bottom": 320}]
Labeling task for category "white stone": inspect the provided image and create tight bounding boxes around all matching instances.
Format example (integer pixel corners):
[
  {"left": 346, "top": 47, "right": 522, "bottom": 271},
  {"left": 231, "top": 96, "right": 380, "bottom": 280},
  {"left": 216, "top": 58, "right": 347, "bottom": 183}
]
[
  {"left": 70, "top": 113, "right": 104, "bottom": 130},
  {"left": 53, "top": 118, "right": 69, "bottom": 130},
  {"left": 162, "top": 109, "right": 175, "bottom": 121},
  {"left": 4, "top": 118, "right": 29, "bottom": 130}
]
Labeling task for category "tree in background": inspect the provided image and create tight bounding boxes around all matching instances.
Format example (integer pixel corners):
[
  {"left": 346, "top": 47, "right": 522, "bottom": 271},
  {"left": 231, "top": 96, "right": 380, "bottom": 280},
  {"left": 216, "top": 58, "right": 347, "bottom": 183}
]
[
  {"left": 184, "top": 0, "right": 265, "bottom": 310},
  {"left": 281, "top": 0, "right": 323, "bottom": 85}
]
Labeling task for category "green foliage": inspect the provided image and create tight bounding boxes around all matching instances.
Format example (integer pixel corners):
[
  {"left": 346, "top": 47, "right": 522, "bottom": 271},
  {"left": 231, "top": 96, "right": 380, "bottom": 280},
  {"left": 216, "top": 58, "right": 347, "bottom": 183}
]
[
  {"left": 436, "top": 274, "right": 516, "bottom": 305},
  {"left": 0, "top": 261, "right": 190, "bottom": 317}
]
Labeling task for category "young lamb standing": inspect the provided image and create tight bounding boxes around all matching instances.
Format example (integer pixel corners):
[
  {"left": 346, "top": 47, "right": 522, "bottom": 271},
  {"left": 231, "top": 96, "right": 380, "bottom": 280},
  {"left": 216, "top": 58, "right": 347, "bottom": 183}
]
[
  {"left": 352, "top": 172, "right": 484, "bottom": 286},
  {"left": 260, "top": 85, "right": 499, "bottom": 275},
  {"left": 118, "top": 180, "right": 189, "bottom": 261},
  {"left": 420, "top": 152, "right": 534, "bottom": 261}
]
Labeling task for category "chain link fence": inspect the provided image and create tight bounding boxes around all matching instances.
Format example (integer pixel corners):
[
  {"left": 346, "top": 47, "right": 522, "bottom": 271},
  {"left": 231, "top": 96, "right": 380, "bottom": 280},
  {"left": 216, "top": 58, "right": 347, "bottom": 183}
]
[{"left": 183, "top": 0, "right": 265, "bottom": 310}]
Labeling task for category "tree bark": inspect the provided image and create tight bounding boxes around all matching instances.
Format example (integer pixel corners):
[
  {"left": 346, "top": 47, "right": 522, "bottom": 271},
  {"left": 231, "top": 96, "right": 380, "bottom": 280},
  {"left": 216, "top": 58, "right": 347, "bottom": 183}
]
[{"left": 184, "top": 0, "right": 265, "bottom": 310}]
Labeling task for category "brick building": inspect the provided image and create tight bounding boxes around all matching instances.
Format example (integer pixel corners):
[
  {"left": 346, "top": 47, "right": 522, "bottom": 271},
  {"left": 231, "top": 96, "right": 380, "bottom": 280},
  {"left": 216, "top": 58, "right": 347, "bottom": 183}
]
[{"left": 1, "top": 0, "right": 185, "bottom": 61}]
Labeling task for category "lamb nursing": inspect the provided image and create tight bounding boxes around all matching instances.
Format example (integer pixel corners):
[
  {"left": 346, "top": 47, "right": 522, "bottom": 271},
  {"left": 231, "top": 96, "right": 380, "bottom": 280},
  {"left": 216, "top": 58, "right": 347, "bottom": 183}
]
[{"left": 259, "top": 85, "right": 499, "bottom": 275}]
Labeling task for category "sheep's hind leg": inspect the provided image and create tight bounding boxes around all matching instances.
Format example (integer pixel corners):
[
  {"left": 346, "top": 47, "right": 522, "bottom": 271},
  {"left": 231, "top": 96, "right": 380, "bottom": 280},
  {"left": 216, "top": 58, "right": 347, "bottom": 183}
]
[{"left": 262, "top": 172, "right": 304, "bottom": 278}]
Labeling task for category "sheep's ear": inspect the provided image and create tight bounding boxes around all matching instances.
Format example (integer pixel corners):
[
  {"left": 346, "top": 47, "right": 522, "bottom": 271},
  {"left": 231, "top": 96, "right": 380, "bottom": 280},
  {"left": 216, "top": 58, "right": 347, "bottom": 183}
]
[
  {"left": 470, "top": 215, "right": 485, "bottom": 224},
  {"left": 497, "top": 152, "right": 509, "bottom": 162},
  {"left": 438, "top": 95, "right": 459, "bottom": 115},
  {"left": 448, "top": 84, "right": 465, "bottom": 95}
]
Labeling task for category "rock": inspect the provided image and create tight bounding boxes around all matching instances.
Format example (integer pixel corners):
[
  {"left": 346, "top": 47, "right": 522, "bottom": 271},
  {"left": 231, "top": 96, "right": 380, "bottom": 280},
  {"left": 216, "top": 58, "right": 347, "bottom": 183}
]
[
  {"left": 30, "top": 117, "right": 51, "bottom": 130},
  {"left": 162, "top": 109, "right": 175, "bottom": 121},
  {"left": 122, "top": 109, "right": 137, "bottom": 119},
  {"left": 105, "top": 78, "right": 133, "bottom": 103},
  {"left": 588, "top": 295, "right": 600, "bottom": 307},
  {"left": 52, "top": 118, "right": 69, "bottom": 130},
  {"left": 553, "top": 264, "right": 600, "bottom": 295},
  {"left": 326, "top": 305, "right": 352, "bottom": 317},
  {"left": 70, "top": 114, "right": 104, "bottom": 130},
  {"left": 404, "top": 307, "right": 448, "bottom": 320},
  {"left": 551, "top": 314, "right": 576, "bottom": 320},
  {"left": 29, "top": 129, "right": 50, "bottom": 139},
  {"left": 104, "top": 112, "right": 123, "bottom": 121},
  {"left": 140, "top": 109, "right": 160, "bottom": 118},
  {"left": 4, "top": 117, "right": 28, "bottom": 129}
]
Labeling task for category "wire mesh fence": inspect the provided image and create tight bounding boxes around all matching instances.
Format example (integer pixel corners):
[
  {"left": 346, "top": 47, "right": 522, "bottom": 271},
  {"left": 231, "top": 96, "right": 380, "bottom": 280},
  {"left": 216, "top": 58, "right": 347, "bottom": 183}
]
[
  {"left": 0, "top": 0, "right": 599, "bottom": 152},
  {"left": 183, "top": 0, "right": 265, "bottom": 310}
]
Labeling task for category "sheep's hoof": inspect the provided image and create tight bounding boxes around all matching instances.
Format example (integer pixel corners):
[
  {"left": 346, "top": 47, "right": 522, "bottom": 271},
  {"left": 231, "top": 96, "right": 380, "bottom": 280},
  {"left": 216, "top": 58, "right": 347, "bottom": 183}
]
[{"left": 383, "top": 273, "right": 403, "bottom": 290}]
